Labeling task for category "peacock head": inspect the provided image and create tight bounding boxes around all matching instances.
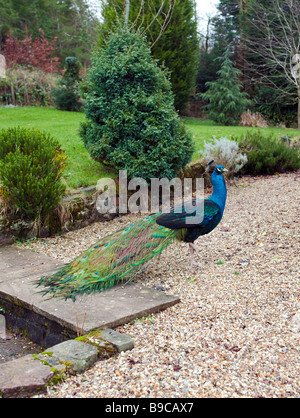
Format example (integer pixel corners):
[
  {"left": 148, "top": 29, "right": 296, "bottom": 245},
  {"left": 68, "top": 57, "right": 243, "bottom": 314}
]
[
  {"left": 207, "top": 160, "right": 228, "bottom": 176},
  {"left": 215, "top": 165, "right": 228, "bottom": 175},
  {"left": 210, "top": 163, "right": 228, "bottom": 199}
]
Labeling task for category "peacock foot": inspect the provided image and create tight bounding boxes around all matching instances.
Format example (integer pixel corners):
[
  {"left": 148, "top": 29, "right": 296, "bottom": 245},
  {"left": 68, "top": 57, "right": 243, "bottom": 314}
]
[{"left": 189, "top": 243, "right": 201, "bottom": 268}]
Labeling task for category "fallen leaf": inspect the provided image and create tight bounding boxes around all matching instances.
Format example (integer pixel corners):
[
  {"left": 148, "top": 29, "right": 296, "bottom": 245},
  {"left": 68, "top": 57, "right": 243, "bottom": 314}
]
[
  {"left": 229, "top": 345, "right": 241, "bottom": 352},
  {"left": 173, "top": 364, "right": 182, "bottom": 372}
]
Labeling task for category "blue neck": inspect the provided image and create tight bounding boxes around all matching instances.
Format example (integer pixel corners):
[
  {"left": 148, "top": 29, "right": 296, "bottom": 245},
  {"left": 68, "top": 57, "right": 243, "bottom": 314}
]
[{"left": 209, "top": 175, "right": 227, "bottom": 215}]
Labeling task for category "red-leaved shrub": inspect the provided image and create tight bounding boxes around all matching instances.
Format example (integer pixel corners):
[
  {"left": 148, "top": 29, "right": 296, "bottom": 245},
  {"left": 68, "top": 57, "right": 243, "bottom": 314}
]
[{"left": 2, "top": 28, "right": 60, "bottom": 73}]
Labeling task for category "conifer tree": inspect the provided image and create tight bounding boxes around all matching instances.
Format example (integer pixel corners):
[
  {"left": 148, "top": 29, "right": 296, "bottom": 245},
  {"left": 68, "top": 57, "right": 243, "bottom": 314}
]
[
  {"left": 52, "top": 57, "right": 82, "bottom": 111},
  {"left": 80, "top": 26, "right": 194, "bottom": 182},
  {"left": 153, "top": 0, "right": 198, "bottom": 112},
  {"left": 202, "top": 46, "right": 250, "bottom": 125},
  {"left": 99, "top": 0, "right": 198, "bottom": 113}
]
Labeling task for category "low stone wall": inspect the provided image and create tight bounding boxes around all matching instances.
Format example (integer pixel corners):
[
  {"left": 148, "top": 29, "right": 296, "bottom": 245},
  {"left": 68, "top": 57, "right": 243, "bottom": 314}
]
[{"left": 0, "top": 186, "right": 118, "bottom": 245}]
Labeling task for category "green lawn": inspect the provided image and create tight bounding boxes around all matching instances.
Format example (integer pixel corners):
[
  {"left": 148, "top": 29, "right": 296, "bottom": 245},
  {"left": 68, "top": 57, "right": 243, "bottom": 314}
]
[
  {"left": 185, "top": 117, "right": 299, "bottom": 155},
  {"left": 0, "top": 107, "right": 298, "bottom": 190},
  {"left": 0, "top": 107, "right": 116, "bottom": 190}
]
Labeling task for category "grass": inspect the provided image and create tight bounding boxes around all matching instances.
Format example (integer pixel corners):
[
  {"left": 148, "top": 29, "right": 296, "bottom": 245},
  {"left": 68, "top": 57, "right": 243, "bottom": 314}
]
[
  {"left": 0, "top": 107, "right": 298, "bottom": 190},
  {"left": 185, "top": 117, "right": 299, "bottom": 156},
  {"left": 0, "top": 107, "right": 116, "bottom": 190}
]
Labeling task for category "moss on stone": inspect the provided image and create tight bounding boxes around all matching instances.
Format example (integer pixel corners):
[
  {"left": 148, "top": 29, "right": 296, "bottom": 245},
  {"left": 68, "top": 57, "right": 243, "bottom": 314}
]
[{"left": 75, "top": 329, "right": 117, "bottom": 359}]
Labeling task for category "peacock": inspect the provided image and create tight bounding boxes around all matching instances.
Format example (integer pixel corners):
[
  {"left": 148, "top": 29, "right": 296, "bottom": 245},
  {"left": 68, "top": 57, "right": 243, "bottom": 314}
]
[{"left": 37, "top": 162, "right": 227, "bottom": 301}]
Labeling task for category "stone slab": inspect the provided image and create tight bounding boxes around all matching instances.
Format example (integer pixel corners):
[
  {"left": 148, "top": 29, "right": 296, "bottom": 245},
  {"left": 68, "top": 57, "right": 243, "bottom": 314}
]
[
  {"left": 100, "top": 329, "right": 134, "bottom": 352},
  {"left": 0, "top": 246, "right": 180, "bottom": 346},
  {"left": 45, "top": 340, "right": 99, "bottom": 374},
  {"left": 0, "top": 354, "right": 54, "bottom": 398}
]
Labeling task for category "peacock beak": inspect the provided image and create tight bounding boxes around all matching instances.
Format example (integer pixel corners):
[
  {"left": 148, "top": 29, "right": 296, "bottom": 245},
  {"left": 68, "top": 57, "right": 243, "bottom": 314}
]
[{"left": 223, "top": 168, "right": 228, "bottom": 172}]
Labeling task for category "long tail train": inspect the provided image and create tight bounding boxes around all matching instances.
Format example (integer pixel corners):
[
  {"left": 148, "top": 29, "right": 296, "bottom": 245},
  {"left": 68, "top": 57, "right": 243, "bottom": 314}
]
[{"left": 36, "top": 214, "right": 181, "bottom": 301}]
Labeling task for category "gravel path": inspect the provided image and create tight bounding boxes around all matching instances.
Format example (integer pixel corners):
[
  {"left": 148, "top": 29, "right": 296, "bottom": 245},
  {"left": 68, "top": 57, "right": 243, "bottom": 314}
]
[{"left": 22, "top": 172, "right": 299, "bottom": 398}]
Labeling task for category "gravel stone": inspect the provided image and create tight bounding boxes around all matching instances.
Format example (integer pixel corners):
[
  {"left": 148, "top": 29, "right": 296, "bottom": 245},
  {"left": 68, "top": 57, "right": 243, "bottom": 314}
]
[{"left": 21, "top": 172, "right": 300, "bottom": 398}]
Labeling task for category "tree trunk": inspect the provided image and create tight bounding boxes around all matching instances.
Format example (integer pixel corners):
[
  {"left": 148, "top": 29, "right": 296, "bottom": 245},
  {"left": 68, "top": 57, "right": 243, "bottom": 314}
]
[
  {"left": 298, "top": 84, "right": 300, "bottom": 129},
  {"left": 125, "top": 0, "right": 130, "bottom": 26}
]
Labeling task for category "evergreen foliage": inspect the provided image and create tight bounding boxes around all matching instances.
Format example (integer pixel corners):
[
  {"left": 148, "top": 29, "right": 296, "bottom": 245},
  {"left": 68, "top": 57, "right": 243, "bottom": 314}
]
[
  {"left": 0, "top": 127, "right": 67, "bottom": 222},
  {"left": 99, "top": 0, "right": 199, "bottom": 113},
  {"left": 52, "top": 57, "right": 82, "bottom": 111},
  {"left": 200, "top": 0, "right": 299, "bottom": 126},
  {"left": 197, "top": 46, "right": 220, "bottom": 94},
  {"left": 152, "top": 0, "right": 199, "bottom": 112},
  {"left": 211, "top": 0, "right": 242, "bottom": 54},
  {"left": 80, "top": 27, "right": 194, "bottom": 181},
  {"left": 197, "top": 0, "right": 243, "bottom": 97},
  {"left": 202, "top": 46, "right": 250, "bottom": 125},
  {"left": 240, "top": 132, "right": 300, "bottom": 174}
]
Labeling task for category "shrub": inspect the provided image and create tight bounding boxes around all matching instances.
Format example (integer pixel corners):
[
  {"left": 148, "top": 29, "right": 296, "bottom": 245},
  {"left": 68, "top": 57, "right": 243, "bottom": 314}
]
[
  {"left": 3, "top": 28, "right": 60, "bottom": 73},
  {"left": 52, "top": 57, "right": 82, "bottom": 112},
  {"left": 201, "top": 46, "right": 251, "bottom": 126},
  {"left": 240, "top": 132, "right": 300, "bottom": 174},
  {"left": 254, "top": 86, "right": 298, "bottom": 128},
  {"left": 240, "top": 110, "right": 268, "bottom": 128},
  {"left": 200, "top": 136, "right": 248, "bottom": 176},
  {"left": 80, "top": 26, "right": 194, "bottom": 182},
  {"left": 0, "top": 127, "right": 67, "bottom": 225},
  {"left": 0, "top": 66, "right": 58, "bottom": 107}
]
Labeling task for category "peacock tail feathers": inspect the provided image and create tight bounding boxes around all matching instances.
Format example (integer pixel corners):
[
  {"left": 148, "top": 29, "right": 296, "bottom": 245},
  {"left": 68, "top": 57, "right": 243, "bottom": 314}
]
[{"left": 36, "top": 214, "right": 181, "bottom": 301}]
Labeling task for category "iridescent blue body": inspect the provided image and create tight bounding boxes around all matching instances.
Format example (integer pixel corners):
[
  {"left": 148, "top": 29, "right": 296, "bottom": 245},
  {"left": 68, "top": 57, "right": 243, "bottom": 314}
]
[{"left": 156, "top": 165, "right": 227, "bottom": 242}]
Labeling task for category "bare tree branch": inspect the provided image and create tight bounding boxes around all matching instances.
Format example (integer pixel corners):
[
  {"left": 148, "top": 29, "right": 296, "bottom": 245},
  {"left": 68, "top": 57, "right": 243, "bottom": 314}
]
[
  {"left": 244, "top": 0, "right": 300, "bottom": 126},
  {"left": 245, "top": 0, "right": 300, "bottom": 102},
  {"left": 100, "top": 0, "right": 176, "bottom": 48},
  {"left": 146, "top": 0, "right": 176, "bottom": 48}
]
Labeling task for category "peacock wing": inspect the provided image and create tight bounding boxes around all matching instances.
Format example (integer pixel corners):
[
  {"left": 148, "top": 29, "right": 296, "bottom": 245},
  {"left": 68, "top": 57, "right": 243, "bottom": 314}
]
[{"left": 156, "top": 199, "right": 221, "bottom": 229}]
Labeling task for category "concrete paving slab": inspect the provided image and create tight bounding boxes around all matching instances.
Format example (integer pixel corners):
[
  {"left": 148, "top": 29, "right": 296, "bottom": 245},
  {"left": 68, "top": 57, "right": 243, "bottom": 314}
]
[
  {"left": 0, "top": 354, "right": 54, "bottom": 398},
  {"left": 0, "top": 246, "right": 180, "bottom": 347}
]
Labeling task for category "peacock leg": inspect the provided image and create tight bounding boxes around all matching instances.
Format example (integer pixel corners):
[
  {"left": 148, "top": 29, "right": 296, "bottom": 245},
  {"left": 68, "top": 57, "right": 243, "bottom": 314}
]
[{"left": 189, "top": 243, "right": 201, "bottom": 267}]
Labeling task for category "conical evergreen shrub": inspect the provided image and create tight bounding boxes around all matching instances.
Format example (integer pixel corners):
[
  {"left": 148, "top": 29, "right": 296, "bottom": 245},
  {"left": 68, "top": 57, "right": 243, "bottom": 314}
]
[
  {"left": 80, "top": 26, "right": 194, "bottom": 181},
  {"left": 202, "top": 47, "right": 251, "bottom": 126}
]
